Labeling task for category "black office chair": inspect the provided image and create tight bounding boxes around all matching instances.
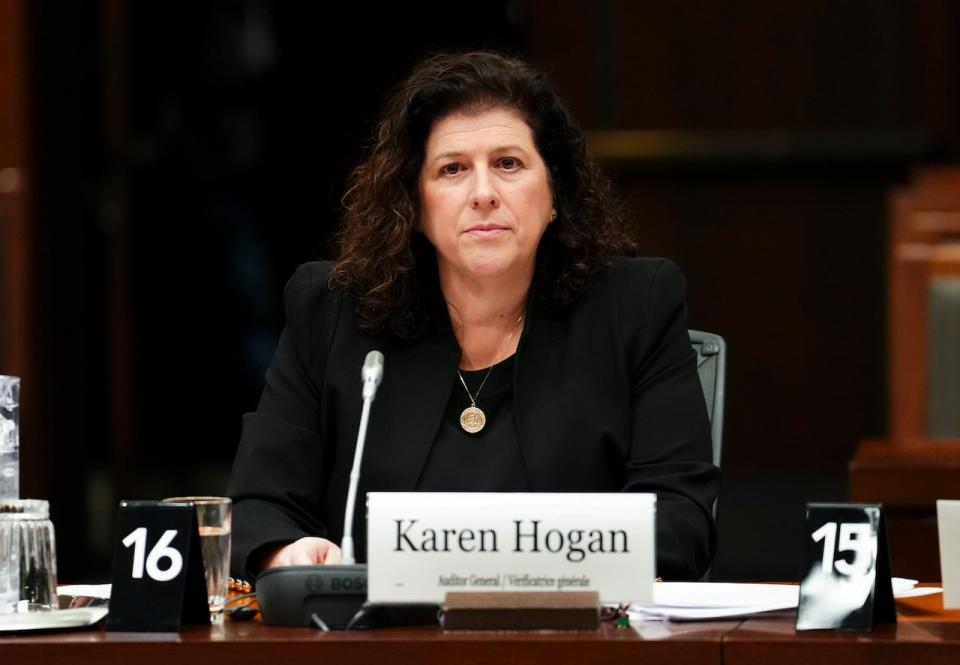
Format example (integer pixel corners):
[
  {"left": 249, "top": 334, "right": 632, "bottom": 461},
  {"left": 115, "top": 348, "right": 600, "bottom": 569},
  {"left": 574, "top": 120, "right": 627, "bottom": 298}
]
[
  {"left": 690, "top": 330, "right": 725, "bottom": 580},
  {"left": 688, "top": 330, "right": 726, "bottom": 468}
]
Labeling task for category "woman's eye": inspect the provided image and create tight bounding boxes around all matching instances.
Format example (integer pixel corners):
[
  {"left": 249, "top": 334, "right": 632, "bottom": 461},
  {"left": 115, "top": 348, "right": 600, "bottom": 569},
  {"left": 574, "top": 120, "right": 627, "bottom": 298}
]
[
  {"left": 441, "top": 163, "right": 462, "bottom": 176},
  {"left": 499, "top": 157, "right": 520, "bottom": 170}
]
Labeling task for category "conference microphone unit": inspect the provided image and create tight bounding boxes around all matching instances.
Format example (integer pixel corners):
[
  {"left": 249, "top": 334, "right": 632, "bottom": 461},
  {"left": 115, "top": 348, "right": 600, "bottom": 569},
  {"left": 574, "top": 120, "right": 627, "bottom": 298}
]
[
  {"left": 257, "top": 350, "right": 382, "bottom": 630},
  {"left": 256, "top": 564, "right": 368, "bottom": 629}
]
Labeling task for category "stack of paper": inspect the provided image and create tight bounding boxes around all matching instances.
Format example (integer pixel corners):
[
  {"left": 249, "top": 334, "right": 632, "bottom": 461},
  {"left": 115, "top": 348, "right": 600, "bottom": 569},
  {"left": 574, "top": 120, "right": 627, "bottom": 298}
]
[
  {"left": 58, "top": 584, "right": 112, "bottom": 600},
  {"left": 630, "top": 578, "right": 940, "bottom": 622}
]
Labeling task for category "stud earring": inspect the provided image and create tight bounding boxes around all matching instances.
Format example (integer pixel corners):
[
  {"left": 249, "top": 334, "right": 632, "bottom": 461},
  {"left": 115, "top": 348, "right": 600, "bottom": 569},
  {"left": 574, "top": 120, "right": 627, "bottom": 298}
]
[{"left": 549, "top": 209, "right": 557, "bottom": 222}]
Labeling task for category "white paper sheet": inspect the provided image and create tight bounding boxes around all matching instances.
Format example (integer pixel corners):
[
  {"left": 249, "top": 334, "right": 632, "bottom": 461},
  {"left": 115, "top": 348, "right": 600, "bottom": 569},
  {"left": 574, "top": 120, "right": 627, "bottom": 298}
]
[
  {"left": 57, "top": 584, "right": 112, "bottom": 600},
  {"left": 628, "top": 577, "right": 941, "bottom": 622},
  {"left": 0, "top": 607, "right": 108, "bottom": 632}
]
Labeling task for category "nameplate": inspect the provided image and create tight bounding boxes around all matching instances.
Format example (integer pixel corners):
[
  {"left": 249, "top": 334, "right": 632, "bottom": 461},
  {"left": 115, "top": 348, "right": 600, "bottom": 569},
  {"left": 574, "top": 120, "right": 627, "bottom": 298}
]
[
  {"left": 366, "top": 492, "right": 655, "bottom": 604},
  {"left": 938, "top": 500, "right": 960, "bottom": 609}
]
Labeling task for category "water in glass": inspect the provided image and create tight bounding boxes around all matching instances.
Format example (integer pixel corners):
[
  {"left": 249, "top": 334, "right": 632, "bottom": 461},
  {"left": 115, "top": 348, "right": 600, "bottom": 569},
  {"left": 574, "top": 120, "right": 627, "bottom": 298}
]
[{"left": 200, "top": 524, "right": 230, "bottom": 617}]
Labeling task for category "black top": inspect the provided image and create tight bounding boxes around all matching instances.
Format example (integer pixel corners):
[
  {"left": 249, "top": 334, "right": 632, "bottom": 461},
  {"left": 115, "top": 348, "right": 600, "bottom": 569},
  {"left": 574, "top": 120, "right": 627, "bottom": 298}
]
[
  {"left": 417, "top": 355, "right": 530, "bottom": 492},
  {"left": 228, "top": 257, "right": 720, "bottom": 581}
]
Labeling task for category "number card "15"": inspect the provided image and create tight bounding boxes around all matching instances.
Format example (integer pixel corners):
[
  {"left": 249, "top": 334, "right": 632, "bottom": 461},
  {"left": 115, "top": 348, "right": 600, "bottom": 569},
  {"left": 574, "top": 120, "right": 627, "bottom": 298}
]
[
  {"left": 106, "top": 501, "right": 210, "bottom": 632},
  {"left": 796, "top": 502, "right": 895, "bottom": 632}
]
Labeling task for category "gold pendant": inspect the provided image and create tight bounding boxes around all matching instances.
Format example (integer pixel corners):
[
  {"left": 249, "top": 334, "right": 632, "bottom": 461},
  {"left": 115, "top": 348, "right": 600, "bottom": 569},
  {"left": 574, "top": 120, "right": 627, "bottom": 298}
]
[{"left": 459, "top": 405, "right": 486, "bottom": 434}]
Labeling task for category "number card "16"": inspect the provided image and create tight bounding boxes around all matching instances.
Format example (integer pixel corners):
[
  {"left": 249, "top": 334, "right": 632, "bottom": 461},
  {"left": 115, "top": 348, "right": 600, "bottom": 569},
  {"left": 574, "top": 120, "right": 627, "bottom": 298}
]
[
  {"left": 796, "top": 502, "right": 895, "bottom": 632},
  {"left": 106, "top": 501, "right": 209, "bottom": 632}
]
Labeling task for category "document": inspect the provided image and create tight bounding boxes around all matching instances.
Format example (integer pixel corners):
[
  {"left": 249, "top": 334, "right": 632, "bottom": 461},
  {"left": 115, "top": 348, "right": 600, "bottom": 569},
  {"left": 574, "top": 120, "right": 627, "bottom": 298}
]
[
  {"left": 630, "top": 578, "right": 940, "bottom": 621},
  {"left": 57, "top": 584, "right": 112, "bottom": 600}
]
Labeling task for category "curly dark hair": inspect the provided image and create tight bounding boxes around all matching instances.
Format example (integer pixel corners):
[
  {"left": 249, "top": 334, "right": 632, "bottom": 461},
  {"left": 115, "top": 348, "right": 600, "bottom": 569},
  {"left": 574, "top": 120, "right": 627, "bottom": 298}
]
[{"left": 330, "top": 51, "right": 635, "bottom": 338}]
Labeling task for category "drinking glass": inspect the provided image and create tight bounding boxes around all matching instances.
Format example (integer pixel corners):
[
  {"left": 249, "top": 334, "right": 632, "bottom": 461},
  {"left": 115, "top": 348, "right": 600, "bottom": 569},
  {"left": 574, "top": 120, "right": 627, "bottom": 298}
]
[
  {"left": 0, "top": 376, "right": 20, "bottom": 501},
  {"left": 162, "top": 496, "right": 232, "bottom": 623},
  {"left": 0, "top": 499, "right": 58, "bottom": 613}
]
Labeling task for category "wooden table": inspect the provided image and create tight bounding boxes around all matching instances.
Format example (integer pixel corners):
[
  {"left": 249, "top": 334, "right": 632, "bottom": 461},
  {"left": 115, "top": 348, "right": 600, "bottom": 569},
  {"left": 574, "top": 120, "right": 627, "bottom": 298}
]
[
  {"left": 2, "top": 590, "right": 957, "bottom": 665},
  {"left": 0, "top": 619, "right": 734, "bottom": 665},
  {"left": 727, "top": 589, "right": 960, "bottom": 665}
]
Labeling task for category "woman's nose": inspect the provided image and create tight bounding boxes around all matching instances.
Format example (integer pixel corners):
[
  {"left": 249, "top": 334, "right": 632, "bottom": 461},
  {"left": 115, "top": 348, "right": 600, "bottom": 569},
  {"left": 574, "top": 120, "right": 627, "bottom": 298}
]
[{"left": 470, "top": 169, "right": 500, "bottom": 210}]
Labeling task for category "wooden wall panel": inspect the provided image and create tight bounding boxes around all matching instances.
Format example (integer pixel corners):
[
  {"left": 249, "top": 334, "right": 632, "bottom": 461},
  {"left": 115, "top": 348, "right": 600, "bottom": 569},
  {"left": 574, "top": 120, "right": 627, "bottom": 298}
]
[
  {"left": 0, "top": 0, "right": 30, "bottom": 379},
  {"left": 0, "top": 0, "right": 36, "bottom": 503},
  {"left": 8, "top": 1, "right": 959, "bottom": 581}
]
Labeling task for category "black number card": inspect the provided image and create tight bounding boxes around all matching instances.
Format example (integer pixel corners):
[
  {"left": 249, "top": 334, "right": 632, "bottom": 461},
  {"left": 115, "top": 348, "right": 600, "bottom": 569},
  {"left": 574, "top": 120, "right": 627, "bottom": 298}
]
[
  {"left": 106, "top": 500, "right": 210, "bottom": 631},
  {"left": 796, "top": 502, "right": 895, "bottom": 631}
]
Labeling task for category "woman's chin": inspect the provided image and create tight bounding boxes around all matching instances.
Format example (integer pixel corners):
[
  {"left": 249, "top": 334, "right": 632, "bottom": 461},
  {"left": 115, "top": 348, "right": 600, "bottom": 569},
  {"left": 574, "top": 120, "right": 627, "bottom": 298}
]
[
  {"left": 459, "top": 257, "right": 527, "bottom": 283},
  {"left": 436, "top": 248, "right": 534, "bottom": 285}
]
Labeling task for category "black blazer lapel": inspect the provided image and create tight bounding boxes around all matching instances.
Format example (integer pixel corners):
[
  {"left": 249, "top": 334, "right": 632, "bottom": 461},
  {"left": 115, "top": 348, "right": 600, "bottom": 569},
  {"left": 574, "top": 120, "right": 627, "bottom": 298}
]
[
  {"left": 363, "top": 328, "right": 461, "bottom": 491},
  {"left": 513, "top": 304, "right": 572, "bottom": 491},
  {"left": 513, "top": 296, "right": 629, "bottom": 494}
]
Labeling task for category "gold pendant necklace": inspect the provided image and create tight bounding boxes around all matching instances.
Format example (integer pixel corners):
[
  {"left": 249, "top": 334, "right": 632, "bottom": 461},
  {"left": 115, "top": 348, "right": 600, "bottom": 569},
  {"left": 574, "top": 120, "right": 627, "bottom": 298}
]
[
  {"left": 455, "top": 312, "right": 524, "bottom": 434},
  {"left": 458, "top": 368, "right": 493, "bottom": 434}
]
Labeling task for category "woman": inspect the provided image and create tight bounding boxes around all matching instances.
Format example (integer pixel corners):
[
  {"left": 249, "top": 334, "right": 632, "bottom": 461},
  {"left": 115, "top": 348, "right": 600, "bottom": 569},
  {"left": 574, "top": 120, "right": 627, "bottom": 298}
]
[{"left": 228, "top": 51, "right": 720, "bottom": 581}]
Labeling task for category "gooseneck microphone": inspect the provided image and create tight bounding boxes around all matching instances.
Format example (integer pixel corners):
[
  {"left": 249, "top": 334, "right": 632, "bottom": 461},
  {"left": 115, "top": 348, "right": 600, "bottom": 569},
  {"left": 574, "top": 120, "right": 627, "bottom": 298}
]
[
  {"left": 341, "top": 350, "right": 384, "bottom": 564},
  {"left": 255, "top": 350, "right": 383, "bottom": 628}
]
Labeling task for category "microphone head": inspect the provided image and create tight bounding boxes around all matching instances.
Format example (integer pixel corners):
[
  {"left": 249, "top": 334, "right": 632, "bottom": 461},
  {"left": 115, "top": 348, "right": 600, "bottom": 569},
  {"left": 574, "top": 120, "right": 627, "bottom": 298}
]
[{"left": 361, "top": 350, "right": 384, "bottom": 385}]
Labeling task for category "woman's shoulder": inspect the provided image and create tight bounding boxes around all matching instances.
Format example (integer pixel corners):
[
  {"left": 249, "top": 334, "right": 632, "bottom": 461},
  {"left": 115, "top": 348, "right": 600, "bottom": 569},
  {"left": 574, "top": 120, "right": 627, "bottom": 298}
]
[
  {"left": 282, "top": 260, "right": 348, "bottom": 325},
  {"left": 590, "top": 257, "right": 690, "bottom": 336},
  {"left": 599, "top": 256, "right": 687, "bottom": 300},
  {"left": 275, "top": 261, "right": 353, "bottom": 368},
  {"left": 286, "top": 260, "right": 335, "bottom": 293},
  {"left": 283, "top": 260, "right": 344, "bottom": 303}
]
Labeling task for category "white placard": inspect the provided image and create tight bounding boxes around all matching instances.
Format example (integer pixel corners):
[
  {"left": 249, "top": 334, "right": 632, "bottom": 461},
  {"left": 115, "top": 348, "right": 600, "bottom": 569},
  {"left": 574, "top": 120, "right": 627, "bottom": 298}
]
[
  {"left": 366, "top": 492, "right": 655, "bottom": 604},
  {"left": 937, "top": 499, "right": 960, "bottom": 608}
]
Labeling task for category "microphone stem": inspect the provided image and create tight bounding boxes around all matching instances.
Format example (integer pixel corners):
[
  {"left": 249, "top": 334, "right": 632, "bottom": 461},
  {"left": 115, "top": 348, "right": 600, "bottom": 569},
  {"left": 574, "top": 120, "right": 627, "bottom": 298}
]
[{"left": 341, "top": 394, "right": 373, "bottom": 565}]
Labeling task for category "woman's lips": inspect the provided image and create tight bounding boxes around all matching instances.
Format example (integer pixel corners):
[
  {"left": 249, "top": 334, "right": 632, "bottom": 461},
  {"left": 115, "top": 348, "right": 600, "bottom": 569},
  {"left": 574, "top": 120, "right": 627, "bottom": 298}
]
[{"left": 464, "top": 224, "right": 508, "bottom": 237}]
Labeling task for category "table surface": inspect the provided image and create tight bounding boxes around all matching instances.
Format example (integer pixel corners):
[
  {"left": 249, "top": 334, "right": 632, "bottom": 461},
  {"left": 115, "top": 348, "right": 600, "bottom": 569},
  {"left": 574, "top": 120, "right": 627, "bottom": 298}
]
[
  {"left": 726, "top": 590, "right": 960, "bottom": 665},
  {"left": 2, "top": 588, "right": 958, "bottom": 665}
]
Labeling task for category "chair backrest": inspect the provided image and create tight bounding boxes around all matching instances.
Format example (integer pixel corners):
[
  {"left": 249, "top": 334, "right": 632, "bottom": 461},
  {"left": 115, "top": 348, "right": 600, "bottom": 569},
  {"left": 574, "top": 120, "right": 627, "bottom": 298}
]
[{"left": 689, "top": 330, "right": 726, "bottom": 467}]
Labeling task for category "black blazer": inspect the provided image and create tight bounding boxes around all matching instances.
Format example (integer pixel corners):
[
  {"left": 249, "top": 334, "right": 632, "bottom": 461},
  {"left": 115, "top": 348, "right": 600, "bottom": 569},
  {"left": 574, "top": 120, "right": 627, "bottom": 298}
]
[{"left": 228, "top": 257, "right": 720, "bottom": 580}]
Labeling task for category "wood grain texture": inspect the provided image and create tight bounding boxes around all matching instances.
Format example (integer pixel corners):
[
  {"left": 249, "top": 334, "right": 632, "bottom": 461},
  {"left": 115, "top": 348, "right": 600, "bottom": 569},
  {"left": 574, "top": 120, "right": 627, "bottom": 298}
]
[
  {"left": 0, "top": 620, "right": 732, "bottom": 665},
  {"left": 2, "top": 591, "right": 959, "bottom": 665}
]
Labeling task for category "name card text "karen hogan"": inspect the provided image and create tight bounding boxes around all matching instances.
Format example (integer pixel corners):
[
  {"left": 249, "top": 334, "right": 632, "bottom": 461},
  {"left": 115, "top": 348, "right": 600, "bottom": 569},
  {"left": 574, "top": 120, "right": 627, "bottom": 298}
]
[{"left": 366, "top": 492, "right": 655, "bottom": 604}]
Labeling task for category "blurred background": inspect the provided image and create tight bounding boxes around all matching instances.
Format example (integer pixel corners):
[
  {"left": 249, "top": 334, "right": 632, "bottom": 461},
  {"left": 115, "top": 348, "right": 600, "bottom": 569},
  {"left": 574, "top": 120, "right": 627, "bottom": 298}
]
[{"left": 1, "top": 0, "right": 958, "bottom": 583}]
